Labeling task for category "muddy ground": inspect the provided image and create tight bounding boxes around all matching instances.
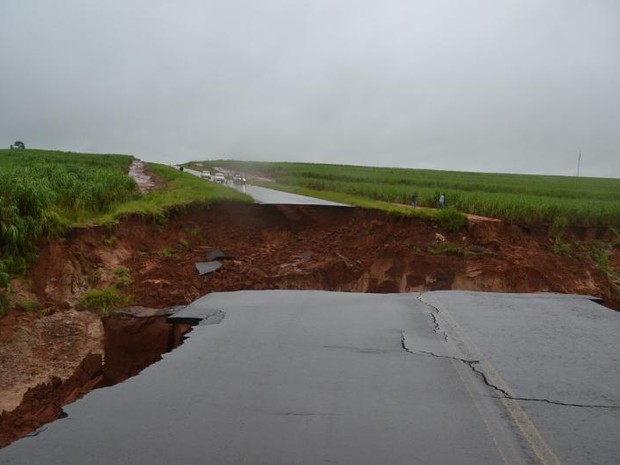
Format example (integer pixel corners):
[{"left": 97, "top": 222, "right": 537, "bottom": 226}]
[{"left": 1, "top": 202, "right": 618, "bottom": 447}]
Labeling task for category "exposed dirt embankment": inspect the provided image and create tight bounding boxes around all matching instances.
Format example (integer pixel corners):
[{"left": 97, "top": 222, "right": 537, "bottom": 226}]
[
  {"left": 27, "top": 203, "right": 618, "bottom": 309},
  {"left": 1, "top": 203, "right": 618, "bottom": 447}
]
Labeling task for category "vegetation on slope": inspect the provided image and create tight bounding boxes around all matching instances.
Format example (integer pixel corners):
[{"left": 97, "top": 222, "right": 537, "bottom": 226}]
[
  {"left": 0, "top": 149, "right": 251, "bottom": 313},
  {"left": 99, "top": 163, "right": 251, "bottom": 222}
]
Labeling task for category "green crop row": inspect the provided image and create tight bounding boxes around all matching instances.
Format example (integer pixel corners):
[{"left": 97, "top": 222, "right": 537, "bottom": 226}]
[
  {"left": 0, "top": 149, "right": 139, "bottom": 273},
  {"left": 197, "top": 160, "right": 620, "bottom": 226}
]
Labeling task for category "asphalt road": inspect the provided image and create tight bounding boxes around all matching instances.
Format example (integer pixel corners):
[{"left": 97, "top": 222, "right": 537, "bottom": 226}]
[
  {"left": 178, "top": 166, "right": 349, "bottom": 206},
  {"left": 240, "top": 184, "right": 350, "bottom": 206},
  {"left": 2, "top": 291, "right": 619, "bottom": 464}
]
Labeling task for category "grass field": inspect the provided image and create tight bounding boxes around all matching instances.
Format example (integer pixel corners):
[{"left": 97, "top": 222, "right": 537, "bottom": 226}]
[{"left": 188, "top": 160, "right": 620, "bottom": 227}]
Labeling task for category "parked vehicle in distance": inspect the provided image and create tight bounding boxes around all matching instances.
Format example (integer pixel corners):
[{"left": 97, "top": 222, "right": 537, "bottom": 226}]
[
  {"left": 201, "top": 170, "right": 212, "bottom": 180},
  {"left": 233, "top": 173, "right": 246, "bottom": 185},
  {"left": 214, "top": 173, "right": 226, "bottom": 184}
]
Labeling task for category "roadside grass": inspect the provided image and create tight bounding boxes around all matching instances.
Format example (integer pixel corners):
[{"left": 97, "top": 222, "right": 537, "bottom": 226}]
[
  {"left": 251, "top": 180, "right": 469, "bottom": 229},
  {"left": 76, "top": 287, "right": 133, "bottom": 317},
  {"left": 92, "top": 163, "right": 252, "bottom": 224}
]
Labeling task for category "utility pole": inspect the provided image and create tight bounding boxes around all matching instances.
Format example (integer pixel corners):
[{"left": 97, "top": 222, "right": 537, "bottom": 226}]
[{"left": 576, "top": 151, "right": 581, "bottom": 177}]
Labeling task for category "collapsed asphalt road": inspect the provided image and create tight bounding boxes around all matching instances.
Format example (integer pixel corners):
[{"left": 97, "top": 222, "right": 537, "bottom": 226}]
[{"left": 1, "top": 290, "right": 619, "bottom": 465}]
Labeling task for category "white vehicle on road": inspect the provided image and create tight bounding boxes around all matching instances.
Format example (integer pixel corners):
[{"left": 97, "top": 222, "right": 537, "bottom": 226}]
[
  {"left": 201, "top": 170, "right": 212, "bottom": 180},
  {"left": 213, "top": 173, "right": 226, "bottom": 184}
]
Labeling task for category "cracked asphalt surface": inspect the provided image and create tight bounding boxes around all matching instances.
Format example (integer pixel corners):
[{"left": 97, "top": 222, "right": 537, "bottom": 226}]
[{"left": 2, "top": 290, "right": 619, "bottom": 464}]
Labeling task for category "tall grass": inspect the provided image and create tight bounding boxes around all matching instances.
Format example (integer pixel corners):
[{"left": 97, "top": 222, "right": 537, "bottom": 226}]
[
  {"left": 196, "top": 160, "right": 620, "bottom": 226},
  {"left": 0, "top": 149, "right": 138, "bottom": 276}
]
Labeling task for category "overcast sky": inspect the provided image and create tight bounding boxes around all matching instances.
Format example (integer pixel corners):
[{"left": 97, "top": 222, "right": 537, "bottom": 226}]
[{"left": 1, "top": 0, "right": 619, "bottom": 177}]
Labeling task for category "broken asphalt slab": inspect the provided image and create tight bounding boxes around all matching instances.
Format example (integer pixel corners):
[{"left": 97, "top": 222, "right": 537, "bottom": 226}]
[
  {"left": 2, "top": 290, "right": 619, "bottom": 465},
  {"left": 194, "top": 261, "right": 222, "bottom": 275}
]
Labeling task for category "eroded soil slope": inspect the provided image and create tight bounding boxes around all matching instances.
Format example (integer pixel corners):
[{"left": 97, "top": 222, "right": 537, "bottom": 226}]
[
  {"left": 28, "top": 204, "right": 618, "bottom": 308},
  {"left": 1, "top": 203, "right": 618, "bottom": 446}
]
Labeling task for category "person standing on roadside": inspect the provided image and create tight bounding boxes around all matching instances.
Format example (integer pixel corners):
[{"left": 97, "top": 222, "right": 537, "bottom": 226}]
[
  {"left": 411, "top": 192, "right": 418, "bottom": 209},
  {"left": 438, "top": 193, "right": 445, "bottom": 209}
]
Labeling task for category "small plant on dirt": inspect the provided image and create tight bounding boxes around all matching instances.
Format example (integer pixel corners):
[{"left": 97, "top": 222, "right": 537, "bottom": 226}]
[
  {"left": 177, "top": 239, "right": 190, "bottom": 250},
  {"left": 549, "top": 216, "right": 567, "bottom": 238},
  {"left": 583, "top": 240, "right": 620, "bottom": 294},
  {"left": 182, "top": 225, "right": 202, "bottom": 237},
  {"left": 464, "top": 245, "right": 498, "bottom": 258},
  {"left": 88, "top": 268, "right": 103, "bottom": 286},
  {"left": 113, "top": 266, "right": 133, "bottom": 288},
  {"left": 610, "top": 226, "right": 620, "bottom": 248},
  {"left": 16, "top": 298, "right": 42, "bottom": 312},
  {"left": 157, "top": 247, "right": 175, "bottom": 258},
  {"left": 608, "top": 270, "right": 620, "bottom": 294},
  {"left": 552, "top": 240, "right": 572, "bottom": 257},
  {"left": 406, "top": 243, "right": 422, "bottom": 253},
  {"left": 436, "top": 210, "right": 468, "bottom": 232},
  {"left": 429, "top": 241, "right": 465, "bottom": 257},
  {"left": 76, "top": 287, "right": 133, "bottom": 317},
  {"left": 549, "top": 217, "right": 572, "bottom": 256},
  {"left": 587, "top": 241, "right": 612, "bottom": 272},
  {"left": 104, "top": 235, "right": 117, "bottom": 247},
  {"left": 0, "top": 261, "right": 9, "bottom": 315},
  {"left": 153, "top": 212, "right": 169, "bottom": 227}
]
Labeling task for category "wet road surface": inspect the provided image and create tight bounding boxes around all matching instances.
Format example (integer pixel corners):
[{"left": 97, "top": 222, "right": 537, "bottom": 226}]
[
  {"left": 1, "top": 291, "right": 618, "bottom": 464},
  {"left": 241, "top": 184, "right": 350, "bottom": 206},
  {"left": 180, "top": 166, "right": 349, "bottom": 206}
]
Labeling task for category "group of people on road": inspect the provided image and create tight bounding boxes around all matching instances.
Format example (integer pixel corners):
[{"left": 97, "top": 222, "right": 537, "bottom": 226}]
[{"left": 410, "top": 192, "right": 446, "bottom": 209}]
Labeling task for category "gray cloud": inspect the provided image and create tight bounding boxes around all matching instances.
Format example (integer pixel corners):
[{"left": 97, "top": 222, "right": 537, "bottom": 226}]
[{"left": 1, "top": 0, "right": 618, "bottom": 177}]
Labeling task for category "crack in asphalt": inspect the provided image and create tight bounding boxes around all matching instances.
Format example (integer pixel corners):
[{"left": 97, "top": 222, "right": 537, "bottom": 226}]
[
  {"left": 400, "top": 331, "right": 620, "bottom": 410},
  {"left": 200, "top": 310, "right": 226, "bottom": 326},
  {"left": 417, "top": 294, "right": 448, "bottom": 342}
]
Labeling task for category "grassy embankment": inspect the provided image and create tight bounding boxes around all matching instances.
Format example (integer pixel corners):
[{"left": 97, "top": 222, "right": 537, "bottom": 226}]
[
  {"left": 0, "top": 149, "right": 251, "bottom": 313},
  {"left": 190, "top": 160, "right": 620, "bottom": 228}
]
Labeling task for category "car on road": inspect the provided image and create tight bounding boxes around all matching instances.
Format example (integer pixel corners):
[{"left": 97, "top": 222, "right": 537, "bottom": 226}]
[
  {"left": 233, "top": 173, "right": 246, "bottom": 185},
  {"left": 214, "top": 173, "right": 226, "bottom": 184},
  {"left": 201, "top": 170, "right": 212, "bottom": 180}
]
